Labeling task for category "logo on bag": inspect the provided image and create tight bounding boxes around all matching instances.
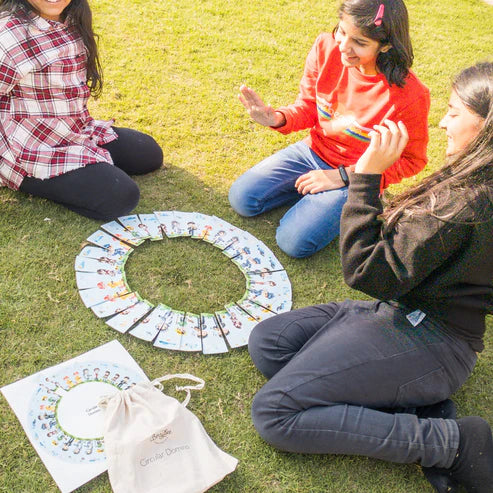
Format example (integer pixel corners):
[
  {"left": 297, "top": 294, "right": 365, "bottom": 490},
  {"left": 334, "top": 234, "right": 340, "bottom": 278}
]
[{"left": 150, "top": 428, "right": 172, "bottom": 444}]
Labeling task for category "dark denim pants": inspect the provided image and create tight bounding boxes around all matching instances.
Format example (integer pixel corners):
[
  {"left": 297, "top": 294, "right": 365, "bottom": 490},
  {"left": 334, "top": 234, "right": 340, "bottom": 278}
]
[{"left": 248, "top": 300, "right": 477, "bottom": 468}]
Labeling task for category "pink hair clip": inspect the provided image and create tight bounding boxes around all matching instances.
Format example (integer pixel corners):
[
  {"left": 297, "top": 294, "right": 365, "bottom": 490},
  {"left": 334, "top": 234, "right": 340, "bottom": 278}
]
[{"left": 374, "top": 3, "right": 385, "bottom": 26}]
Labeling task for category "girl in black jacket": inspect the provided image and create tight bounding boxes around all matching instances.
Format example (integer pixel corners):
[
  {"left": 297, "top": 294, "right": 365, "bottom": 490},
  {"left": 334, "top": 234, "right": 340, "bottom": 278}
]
[{"left": 248, "top": 62, "right": 493, "bottom": 493}]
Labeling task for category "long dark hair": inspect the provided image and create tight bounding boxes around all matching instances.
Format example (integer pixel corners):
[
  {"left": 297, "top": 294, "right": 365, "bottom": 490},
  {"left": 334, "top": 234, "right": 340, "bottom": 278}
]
[
  {"left": 382, "top": 62, "right": 493, "bottom": 229},
  {"left": 0, "top": 0, "right": 103, "bottom": 97},
  {"left": 335, "top": 0, "right": 413, "bottom": 87}
]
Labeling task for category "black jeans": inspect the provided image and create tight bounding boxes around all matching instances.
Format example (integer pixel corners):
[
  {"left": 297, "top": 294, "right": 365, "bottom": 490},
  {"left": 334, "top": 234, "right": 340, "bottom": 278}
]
[
  {"left": 248, "top": 300, "right": 477, "bottom": 468},
  {"left": 19, "top": 127, "right": 163, "bottom": 220}
]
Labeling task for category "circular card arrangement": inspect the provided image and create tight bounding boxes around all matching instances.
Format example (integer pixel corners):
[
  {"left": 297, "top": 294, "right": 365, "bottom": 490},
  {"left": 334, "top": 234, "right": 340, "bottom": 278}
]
[
  {"left": 76, "top": 212, "right": 292, "bottom": 354},
  {"left": 29, "top": 360, "right": 143, "bottom": 463}
]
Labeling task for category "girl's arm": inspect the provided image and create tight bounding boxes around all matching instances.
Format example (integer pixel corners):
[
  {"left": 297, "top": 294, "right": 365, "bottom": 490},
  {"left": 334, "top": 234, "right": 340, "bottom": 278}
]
[
  {"left": 340, "top": 173, "right": 470, "bottom": 300},
  {"left": 340, "top": 122, "right": 470, "bottom": 299}
]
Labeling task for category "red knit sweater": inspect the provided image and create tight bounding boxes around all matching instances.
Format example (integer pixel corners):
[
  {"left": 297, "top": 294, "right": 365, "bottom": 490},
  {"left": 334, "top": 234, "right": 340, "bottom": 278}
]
[{"left": 274, "top": 33, "right": 430, "bottom": 189}]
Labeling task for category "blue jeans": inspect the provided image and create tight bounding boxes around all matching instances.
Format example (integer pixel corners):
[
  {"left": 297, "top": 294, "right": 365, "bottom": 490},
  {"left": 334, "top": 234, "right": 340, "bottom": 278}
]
[
  {"left": 248, "top": 300, "right": 477, "bottom": 468},
  {"left": 228, "top": 141, "right": 347, "bottom": 258}
]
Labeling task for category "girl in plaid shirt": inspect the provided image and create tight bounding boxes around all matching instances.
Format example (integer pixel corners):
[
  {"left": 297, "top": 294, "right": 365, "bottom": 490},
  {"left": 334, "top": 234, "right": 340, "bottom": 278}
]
[{"left": 0, "top": 0, "right": 163, "bottom": 219}]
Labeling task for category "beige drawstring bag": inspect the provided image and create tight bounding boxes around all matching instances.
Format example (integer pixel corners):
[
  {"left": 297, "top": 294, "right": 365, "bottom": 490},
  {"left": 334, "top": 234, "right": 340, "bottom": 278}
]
[{"left": 100, "top": 374, "right": 238, "bottom": 493}]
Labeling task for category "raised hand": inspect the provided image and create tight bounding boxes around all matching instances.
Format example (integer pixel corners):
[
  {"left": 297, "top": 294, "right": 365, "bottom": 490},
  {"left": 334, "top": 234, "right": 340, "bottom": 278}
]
[
  {"left": 355, "top": 120, "right": 409, "bottom": 174},
  {"left": 239, "top": 84, "right": 286, "bottom": 128}
]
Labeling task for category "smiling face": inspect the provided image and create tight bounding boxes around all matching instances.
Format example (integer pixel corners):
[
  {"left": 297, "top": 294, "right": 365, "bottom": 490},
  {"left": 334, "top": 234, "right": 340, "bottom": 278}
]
[
  {"left": 26, "top": 0, "right": 72, "bottom": 22},
  {"left": 440, "top": 90, "right": 485, "bottom": 156},
  {"left": 334, "top": 13, "right": 390, "bottom": 75}
]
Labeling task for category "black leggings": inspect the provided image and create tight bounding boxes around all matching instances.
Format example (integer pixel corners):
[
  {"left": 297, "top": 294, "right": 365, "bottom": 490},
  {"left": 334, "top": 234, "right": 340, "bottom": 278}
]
[{"left": 19, "top": 127, "right": 163, "bottom": 220}]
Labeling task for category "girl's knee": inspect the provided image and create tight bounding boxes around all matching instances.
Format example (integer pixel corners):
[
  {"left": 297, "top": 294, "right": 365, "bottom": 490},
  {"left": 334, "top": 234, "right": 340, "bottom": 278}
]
[
  {"left": 251, "top": 388, "right": 293, "bottom": 451},
  {"left": 96, "top": 176, "right": 140, "bottom": 220},
  {"left": 228, "top": 179, "right": 260, "bottom": 217},
  {"left": 276, "top": 225, "right": 316, "bottom": 258},
  {"left": 251, "top": 389, "right": 277, "bottom": 441},
  {"left": 247, "top": 319, "right": 273, "bottom": 364},
  {"left": 143, "top": 135, "right": 164, "bottom": 173}
]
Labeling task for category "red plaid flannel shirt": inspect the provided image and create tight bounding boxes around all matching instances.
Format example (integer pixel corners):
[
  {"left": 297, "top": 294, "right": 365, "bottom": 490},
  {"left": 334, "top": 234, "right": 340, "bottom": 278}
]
[{"left": 0, "top": 10, "right": 117, "bottom": 190}]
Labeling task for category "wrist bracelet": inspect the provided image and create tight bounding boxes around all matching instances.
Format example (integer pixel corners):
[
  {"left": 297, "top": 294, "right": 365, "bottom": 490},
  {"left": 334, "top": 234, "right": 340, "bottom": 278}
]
[{"left": 338, "top": 165, "right": 350, "bottom": 186}]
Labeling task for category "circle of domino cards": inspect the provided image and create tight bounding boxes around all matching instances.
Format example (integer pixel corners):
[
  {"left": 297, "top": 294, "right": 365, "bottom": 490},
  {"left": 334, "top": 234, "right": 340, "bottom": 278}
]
[{"left": 75, "top": 212, "right": 292, "bottom": 354}]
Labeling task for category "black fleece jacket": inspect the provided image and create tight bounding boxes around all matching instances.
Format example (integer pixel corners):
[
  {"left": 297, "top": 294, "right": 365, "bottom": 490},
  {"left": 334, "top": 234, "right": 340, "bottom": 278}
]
[{"left": 340, "top": 173, "right": 493, "bottom": 352}]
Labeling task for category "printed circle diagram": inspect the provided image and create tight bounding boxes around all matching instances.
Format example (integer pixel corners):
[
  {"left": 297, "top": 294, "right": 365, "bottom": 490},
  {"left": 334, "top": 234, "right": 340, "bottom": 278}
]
[
  {"left": 29, "top": 361, "right": 142, "bottom": 463},
  {"left": 76, "top": 211, "right": 292, "bottom": 354}
]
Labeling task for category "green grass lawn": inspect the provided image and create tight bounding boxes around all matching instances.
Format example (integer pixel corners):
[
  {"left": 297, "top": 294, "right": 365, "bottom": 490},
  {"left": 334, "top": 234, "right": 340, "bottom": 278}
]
[{"left": 1, "top": 0, "right": 493, "bottom": 491}]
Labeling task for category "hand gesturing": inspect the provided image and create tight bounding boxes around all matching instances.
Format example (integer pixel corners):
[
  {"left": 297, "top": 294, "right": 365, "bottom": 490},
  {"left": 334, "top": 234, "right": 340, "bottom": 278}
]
[
  {"left": 239, "top": 84, "right": 285, "bottom": 128},
  {"left": 355, "top": 120, "right": 409, "bottom": 174}
]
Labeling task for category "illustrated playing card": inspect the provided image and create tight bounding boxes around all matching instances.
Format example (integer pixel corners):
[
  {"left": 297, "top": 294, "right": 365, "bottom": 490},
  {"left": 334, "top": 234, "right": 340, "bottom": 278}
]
[
  {"left": 236, "top": 299, "right": 276, "bottom": 323},
  {"left": 75, "top": 271, "right": 128, "bottom": 291},
  {"left": 186, "top": 212, "right": 211, "bottom": 240},
  {"left": 215, "top": 303, "right": 258, "bottom": 348},
  {"left": 205, "top": 216, "right": 243, "bottom": 249},
  {"left": 199, "top": 313, "right": 229, "bottom": 354},
  {"left": 153, "top": 211, "right": 184, "bottom": 238},
  {"left": 117, "top": 215, "right": 151, "bottom": 240},
  {"left": 153, "top": 310, "right": 184, "bottom": 351},
  {"left": 78, "top": 285, "right": 130, "bottom": 308},
  {"left": 136, "top": 214, "right": 163, "bottom": 241},
  {"left": 78, "top": 245, "right": 130, "bottom": 266},
  {"left": 105, "top": 301, "right": 154, "bottom": 333},
  {"left": 74, "top": 256, "right": 123, "bottom": 274},
  {"left": 100, "top": 221, "right": 144, "bottom": 246},
  {"left": 128, "top": 304, "right": 173, "bottom": 342},
  {"left": 245, "top": 270, "right": 292, "bottom": 314},
  {"left": 177, "top": 313, "right": 203, "bottom": 352},
  {"left": 171, "top": 211, "right": 203, "bottom": 238},
  {"left": 86, "top": 230, "right": 133, "bottom": 257},
  {"left": 91, "top": 293, "right": 141, "bottom": 319}
]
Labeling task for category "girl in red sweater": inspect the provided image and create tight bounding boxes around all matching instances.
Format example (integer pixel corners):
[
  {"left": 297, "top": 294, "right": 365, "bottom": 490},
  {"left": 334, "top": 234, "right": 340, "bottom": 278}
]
[{"left": 229, "top": 0, "right": 429, "bottom": 258}]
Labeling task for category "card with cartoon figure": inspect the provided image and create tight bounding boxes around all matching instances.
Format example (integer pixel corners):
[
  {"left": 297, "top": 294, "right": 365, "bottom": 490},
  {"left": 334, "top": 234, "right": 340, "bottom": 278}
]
[
  {"left": 206, "top": 216, "right": 243, "bottom": 249},
  {"left": 177, "top": 312, "right": 203, "bottom": 352},
  {"left": 185, "top": 212, "right": 211, "bottom": 240},
  {"left": 215, "top": 303, "right": 258, "bottom": 348},
  {"left": 153, "top": 309, "right": 185, "bottom": 351},
  {"left": 78, "top": 285, "right": 131, "bottom": 308},
  {"left": 0, "top": 340, "right": 149, "bottom": 493},
  {"left": 91, "top": 293, "right": 141, "bottom": 319},
  {"left": 221, "top": 228, "right": 262, "bottom": 258},
  {"left": 134, "top": 214, "right": 163, "bottom": 241},
  {"left": 153, "top": 211, "right": 183, "bottom": 238},
  {"left": 86, "top": 230, "right": 133, "bottom": 257},
  {"left": 117, "top": 215, "right": 152, "bottom": 240},
  {"left": 235, "top": 299, "right": 276, "bottom": 323},
  {"left": 74, "top": 255, "right": 123, "bottom": 274},
  {"left": 100, "top": 221, "right": 144, "bottom": 246},
  {"left": 75, "top": 270, "right": 128, "bottom": 291},
  {"left": 170, "top": 211, "right": 202, "bottom": 238},
  {"left": 199, "top": 313, "right": 229, "bottom": 354},
  {"left": 128, "top": 304, "right": 173, "bottom": 342},
  {"left": 245, "top": 270, "right": 292, "bottom": 314},
  {"left": 228, "top": 232, "right": 284, "bottom": 273},
  {"left": 105, "top": 301, "right": 154, "bottom": 333},
  {"left": 78, "top": 245, "right": 130, "bottom": 267}
]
